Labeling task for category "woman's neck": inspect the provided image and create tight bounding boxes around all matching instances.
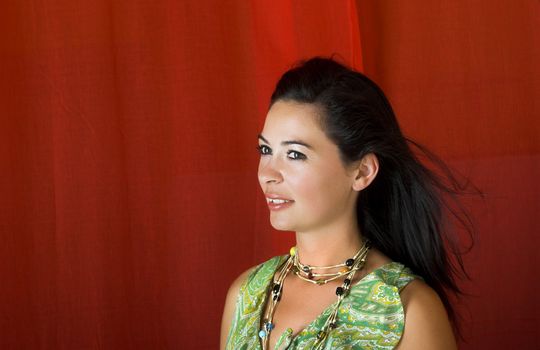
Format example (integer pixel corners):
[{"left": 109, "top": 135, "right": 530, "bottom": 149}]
[{"left": 294, "top": 221, "right": 364, "bottom": 268}]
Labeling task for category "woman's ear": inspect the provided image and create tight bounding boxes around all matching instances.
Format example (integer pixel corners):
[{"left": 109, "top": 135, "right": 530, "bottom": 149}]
[{"left": 352, "top": 153, "right": 379, "bottom": 191}]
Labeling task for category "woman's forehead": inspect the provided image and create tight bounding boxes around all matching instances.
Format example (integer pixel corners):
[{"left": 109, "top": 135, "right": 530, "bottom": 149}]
[{"left": 263, "top": 101, "right": 324, "bottom": 137}]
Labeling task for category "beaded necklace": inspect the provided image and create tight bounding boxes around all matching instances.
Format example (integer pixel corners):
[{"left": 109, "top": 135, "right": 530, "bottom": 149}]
[{"left": 259, "top": 240, "right": 371, "bottom": 350}]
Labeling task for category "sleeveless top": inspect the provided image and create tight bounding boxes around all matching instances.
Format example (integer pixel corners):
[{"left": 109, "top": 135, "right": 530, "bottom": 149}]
[{"left": 225, "top": 255, "right": 418, "bottom": 350}]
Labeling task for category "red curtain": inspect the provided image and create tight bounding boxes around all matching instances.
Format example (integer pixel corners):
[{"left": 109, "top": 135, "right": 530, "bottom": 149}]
[
  {"left": 0, "top": 1, "right": 362, "bottom": 349},
  {"left": 0, "top": 1, "right": 538, "bottom": 349}
]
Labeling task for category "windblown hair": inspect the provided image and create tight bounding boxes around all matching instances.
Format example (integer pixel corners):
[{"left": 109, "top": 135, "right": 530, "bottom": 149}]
[{"left": 269, "top": 56, "right": 481, "bottom": 335}]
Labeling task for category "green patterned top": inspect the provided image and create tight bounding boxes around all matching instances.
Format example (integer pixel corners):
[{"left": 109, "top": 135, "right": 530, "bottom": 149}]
[{"left": 225, "top": 255, "right": 418, "bottom": 350}]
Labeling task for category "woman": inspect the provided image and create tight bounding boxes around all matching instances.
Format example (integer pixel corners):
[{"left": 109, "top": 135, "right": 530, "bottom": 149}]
[{"left": 221, "top": 56, "right": 476, "bottom": 349}]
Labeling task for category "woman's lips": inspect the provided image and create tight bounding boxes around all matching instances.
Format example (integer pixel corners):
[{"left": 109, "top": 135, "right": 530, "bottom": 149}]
[{"left": 266, "top": 197, "right": 295, "bottom": 211}]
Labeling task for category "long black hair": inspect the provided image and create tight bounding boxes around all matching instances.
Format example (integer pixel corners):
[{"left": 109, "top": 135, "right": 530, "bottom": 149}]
[{"left": 269, "top": 56, "right": 481, "bottom": 335}]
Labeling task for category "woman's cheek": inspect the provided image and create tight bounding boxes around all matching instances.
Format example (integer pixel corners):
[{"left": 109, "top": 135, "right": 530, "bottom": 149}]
[{"left": 294, "top": 175, "right": 327, "bottom": 210}]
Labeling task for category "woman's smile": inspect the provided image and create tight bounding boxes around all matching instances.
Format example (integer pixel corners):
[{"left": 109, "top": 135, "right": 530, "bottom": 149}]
[{"left": 265, "top": 193, "right": 295, "bottom": 210}]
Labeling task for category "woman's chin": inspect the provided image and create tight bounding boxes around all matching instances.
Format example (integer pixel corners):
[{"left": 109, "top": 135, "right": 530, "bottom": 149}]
[{"left": 269, "top": 217, "right": 295, "bottom": 231}]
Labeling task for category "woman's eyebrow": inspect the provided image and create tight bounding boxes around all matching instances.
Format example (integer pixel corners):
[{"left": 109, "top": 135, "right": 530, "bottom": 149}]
[
  {"left": 258, "top": 134, "right": 313, "bottom": 149},
  {"left": 281, "top": 140, "right": 313, "bottom": 149},
  {"left": 257, "top": 134, "right": 269, "bottom": 143}
]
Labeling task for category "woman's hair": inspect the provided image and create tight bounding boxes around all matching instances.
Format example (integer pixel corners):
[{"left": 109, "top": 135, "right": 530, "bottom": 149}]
[{"left": 269, "top": 56, "right": 481, "bottom": 335}]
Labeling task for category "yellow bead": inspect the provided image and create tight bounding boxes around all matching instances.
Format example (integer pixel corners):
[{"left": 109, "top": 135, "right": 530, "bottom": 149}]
[{"left": 290, "top": 246, "right": 296, "bottom": 256}]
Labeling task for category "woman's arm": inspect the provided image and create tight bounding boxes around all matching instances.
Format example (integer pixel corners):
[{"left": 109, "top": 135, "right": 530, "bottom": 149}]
[
  {"left": 396, "top": 280, "right": 458, "bottom": 350},
  {"left": 219, "top": 268, "right": 254, "bottom": 350}
]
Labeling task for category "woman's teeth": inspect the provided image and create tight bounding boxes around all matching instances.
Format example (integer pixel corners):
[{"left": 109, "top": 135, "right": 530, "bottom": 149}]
[{"left": 267, "top": 198, "right": 291, "bottom": 204}]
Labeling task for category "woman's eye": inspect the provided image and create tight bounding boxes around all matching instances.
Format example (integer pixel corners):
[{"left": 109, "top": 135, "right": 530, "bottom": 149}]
[
  {"left": 287, "top": 150, "right": 306, "bottom": 160},
  {"left": 257, "top": 145, "right": 271, "bottom": 155}
]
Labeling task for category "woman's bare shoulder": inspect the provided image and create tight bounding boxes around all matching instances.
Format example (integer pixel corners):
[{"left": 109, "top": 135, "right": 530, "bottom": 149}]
[
  {"left": 219, "top": 266, "right": 257, "bottom": 350},
  {"left": 395, "top": 279, "right": 457, "bottom": 350},
  {"left": 227, "top": 266, "right": 256, "bottom": 299}
]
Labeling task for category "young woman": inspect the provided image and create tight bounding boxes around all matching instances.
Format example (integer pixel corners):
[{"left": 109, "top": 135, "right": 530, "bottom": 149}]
[{"left": 221, "top": 56, "right": 476, "bottom": 349}]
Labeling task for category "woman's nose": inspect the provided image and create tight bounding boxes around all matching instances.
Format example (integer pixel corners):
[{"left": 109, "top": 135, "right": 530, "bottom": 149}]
[{"left": 258, "top": 158, "right": 284, "bottom": 184}]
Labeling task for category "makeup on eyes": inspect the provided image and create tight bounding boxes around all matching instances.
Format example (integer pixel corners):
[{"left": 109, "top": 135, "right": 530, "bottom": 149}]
[
  {"left": 257, "top": 144, "right": 307, "bottom": 161},
  {"left": 286, "top": 150, "right": 306, "bottom": 160}
]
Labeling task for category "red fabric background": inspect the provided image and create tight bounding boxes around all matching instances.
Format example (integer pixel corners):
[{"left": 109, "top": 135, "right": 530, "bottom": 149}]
[{"left": 0, "top": 1, "right": 538, "bottom": 349}]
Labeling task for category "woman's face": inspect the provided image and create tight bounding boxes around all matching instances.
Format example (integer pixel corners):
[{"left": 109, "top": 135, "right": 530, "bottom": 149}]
[{"left": 257, "top": 100, "right": 359, "bottom": 233}]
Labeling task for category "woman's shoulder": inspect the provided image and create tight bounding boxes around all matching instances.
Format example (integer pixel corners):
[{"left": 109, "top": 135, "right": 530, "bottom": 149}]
[
  {"left": 394, "top": 278, "right": 457, "bottom": 349},
  {"left": 366, "top": 250, "right": 457, "bottom": 349},
  {"left": 220, "top": 255, "right": 287, "bottom": 349},
  {"left": 225, "top": 254, "right": 287, "bottom": 303},
  {"left": 359, "top": 250, "right": 444, "bottom": 317},
  {"left": 343, "top": 252, "right": 456, "bottom": 348},
  {"left": 221, "top": 265, "right": 256, "bottom": 349},
  {"left": 352, "top": 265, "right": 456, "bottom": 349},
  {"left": 366, "top": 252, "right": 455, "bottom": 348}
]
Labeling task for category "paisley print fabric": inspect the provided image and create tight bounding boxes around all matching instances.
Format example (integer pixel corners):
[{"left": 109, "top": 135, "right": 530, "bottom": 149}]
[{"left": 225, "top": 255, "right": 418, "bottom": 350}]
